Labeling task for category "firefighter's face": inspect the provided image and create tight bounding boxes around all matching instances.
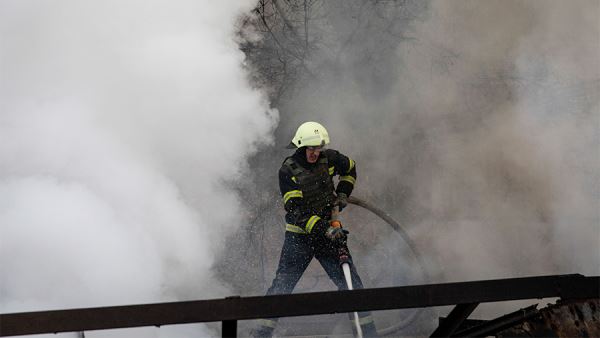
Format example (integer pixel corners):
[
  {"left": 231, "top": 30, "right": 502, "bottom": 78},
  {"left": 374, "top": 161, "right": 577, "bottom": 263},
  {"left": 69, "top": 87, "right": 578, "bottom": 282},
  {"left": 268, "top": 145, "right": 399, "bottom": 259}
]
[{"left": 305, "top": 146, "right": 322, "bottom": 163}]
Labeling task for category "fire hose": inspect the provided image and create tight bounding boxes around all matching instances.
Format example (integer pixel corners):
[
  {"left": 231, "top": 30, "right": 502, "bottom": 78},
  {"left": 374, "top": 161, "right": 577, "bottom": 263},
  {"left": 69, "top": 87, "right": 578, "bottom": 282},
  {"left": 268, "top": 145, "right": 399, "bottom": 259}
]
[{"left": 347, "top": 196, "right": 429, "bottom": 336}]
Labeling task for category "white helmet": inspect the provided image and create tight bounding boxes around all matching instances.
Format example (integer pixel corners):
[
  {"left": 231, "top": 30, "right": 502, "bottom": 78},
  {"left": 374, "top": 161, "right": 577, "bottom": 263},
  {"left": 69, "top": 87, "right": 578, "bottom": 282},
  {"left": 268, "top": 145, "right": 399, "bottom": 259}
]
[{"left": 288, "top": 121, "right": 330, "bottom": 148}]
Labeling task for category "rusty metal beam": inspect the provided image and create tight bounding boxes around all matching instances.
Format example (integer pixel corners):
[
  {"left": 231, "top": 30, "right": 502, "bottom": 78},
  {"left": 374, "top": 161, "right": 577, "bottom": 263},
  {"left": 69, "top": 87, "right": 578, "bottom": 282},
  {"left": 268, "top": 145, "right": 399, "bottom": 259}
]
[{"left": 0, "top": 274, "right": 597, "bottom": 337}]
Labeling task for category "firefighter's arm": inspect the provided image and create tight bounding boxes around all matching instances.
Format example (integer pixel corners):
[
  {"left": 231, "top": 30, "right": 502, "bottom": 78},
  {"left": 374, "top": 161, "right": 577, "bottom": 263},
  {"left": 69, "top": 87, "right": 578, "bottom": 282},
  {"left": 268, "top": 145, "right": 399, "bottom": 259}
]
[
  {"left": 333, "top": 151, "right": 356, "bottom": 197},
  {"left": 324, "top": 150, "right": 356, "bottom": 211}
]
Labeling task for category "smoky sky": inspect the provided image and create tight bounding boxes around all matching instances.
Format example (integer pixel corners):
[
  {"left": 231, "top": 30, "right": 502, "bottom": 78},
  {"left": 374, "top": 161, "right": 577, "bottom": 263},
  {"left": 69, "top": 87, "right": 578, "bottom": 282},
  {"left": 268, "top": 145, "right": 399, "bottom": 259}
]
[
  {"left": 0, "top": 0, "right": 276, "bottom": 337},
  {"left": 384, "top": 0, "right": 600, "bottom": 280}
]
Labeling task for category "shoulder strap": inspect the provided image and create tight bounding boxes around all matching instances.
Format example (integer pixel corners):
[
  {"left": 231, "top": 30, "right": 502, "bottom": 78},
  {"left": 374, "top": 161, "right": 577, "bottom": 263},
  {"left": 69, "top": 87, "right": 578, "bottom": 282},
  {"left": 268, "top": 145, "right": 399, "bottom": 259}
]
[{"left": 282, "top": 157, "right": 304, "bottom": 176}]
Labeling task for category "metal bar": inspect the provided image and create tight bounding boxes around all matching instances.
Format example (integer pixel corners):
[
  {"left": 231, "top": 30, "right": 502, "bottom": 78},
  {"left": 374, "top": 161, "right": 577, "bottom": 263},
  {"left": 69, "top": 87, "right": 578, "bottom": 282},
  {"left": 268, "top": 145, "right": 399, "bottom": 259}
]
[
  {"left": 430, "top": 303, "right": 479, "bottom": 337},
  {"left": 0, "top": 274, "right": 597, "bottom": 337},
  {"left": 445, "top": 319, "right": 488, "bottom": 332},
  {"left": 451, "top": 304, "right": 540, "bottom": 337},
  {"left": 222, "top": 320, "right": 237, "bottom": 338}
]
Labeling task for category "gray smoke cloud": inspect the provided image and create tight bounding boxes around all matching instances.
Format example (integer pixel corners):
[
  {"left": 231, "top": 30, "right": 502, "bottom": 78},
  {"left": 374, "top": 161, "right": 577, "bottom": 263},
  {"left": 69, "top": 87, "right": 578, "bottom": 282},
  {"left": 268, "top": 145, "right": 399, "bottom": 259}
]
[
  {"left": 0, "top": 0, "right": 277, "bottom": 337},
  {"left": 259, "top": 0, "right": 599, "bottom": 279},
  {"left": 236, "top": 0, "right": 599, "bottom": 333},
  {"left": 387, "top": 0, "right": 599, "bottom": 280}
]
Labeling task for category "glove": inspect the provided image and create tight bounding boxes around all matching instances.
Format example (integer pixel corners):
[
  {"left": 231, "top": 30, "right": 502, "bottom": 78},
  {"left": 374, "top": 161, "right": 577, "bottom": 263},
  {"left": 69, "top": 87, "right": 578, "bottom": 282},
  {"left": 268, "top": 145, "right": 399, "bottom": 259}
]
[
  {"left": 326, "top": 226, "right": 349, "bottom": 242},
  {"left": 335, "top": 193, "right": 348, "bottom": 211}
]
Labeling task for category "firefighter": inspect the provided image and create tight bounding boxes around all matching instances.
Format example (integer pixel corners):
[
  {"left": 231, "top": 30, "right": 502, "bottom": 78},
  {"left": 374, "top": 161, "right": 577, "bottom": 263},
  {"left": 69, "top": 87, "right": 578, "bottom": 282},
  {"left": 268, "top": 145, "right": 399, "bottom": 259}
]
[{"left": 253, "top": 121, "right": 377, "bottom": 338}]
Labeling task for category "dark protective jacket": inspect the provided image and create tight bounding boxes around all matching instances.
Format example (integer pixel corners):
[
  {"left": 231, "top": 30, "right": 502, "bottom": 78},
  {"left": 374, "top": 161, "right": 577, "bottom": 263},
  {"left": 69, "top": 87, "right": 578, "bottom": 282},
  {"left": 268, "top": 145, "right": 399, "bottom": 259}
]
[{"left": 279, "top": 147, "right": 357, "bottom": 237}]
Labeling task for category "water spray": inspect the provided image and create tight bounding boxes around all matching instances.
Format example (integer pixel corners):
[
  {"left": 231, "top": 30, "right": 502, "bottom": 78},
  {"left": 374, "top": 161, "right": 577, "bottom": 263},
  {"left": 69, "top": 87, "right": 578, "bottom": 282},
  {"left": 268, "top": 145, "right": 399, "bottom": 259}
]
[
  {"left": 342, "top": 261, "right": 363, "bottom": 338},
  {"left": 331, "top": 207, "right": 363, "bottom": 338}
]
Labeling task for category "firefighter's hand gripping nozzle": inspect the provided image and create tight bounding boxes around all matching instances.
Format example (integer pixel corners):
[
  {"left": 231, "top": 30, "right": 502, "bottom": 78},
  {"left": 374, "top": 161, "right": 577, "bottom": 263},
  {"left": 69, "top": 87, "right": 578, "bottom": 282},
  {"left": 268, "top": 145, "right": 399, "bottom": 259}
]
[
  {"left": 338, "top": 241, "right": 350, "bottom": 265},
  {"left": 326, "top": 219, "right": 351, "bottom": 265}
]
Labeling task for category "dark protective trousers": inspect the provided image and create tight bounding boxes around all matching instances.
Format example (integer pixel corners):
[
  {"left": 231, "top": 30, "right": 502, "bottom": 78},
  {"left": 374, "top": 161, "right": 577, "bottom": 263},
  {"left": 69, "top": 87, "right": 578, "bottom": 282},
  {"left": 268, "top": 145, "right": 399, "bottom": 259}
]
[{"left": 254, "top": 232, "right": 378, "bottom": 337}]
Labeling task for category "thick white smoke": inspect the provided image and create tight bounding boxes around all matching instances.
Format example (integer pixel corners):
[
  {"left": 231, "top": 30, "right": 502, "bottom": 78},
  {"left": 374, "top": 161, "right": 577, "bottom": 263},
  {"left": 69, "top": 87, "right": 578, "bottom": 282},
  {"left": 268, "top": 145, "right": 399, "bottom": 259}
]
[{"left": 0, "top": 0, "right": 276, "bottom": 336}]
